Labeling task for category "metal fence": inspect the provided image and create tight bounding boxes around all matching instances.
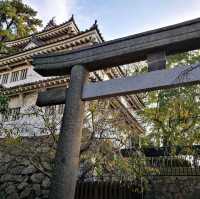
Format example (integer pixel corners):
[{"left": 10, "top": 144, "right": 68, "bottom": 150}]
[
  {"left": 75, "top": 181, "right": 142, "bottom": 199},
  {"left": 121, "top": 146, "right": 200, "bottom": 176},
  {"left": 146, "top": 155, "right": 200, "bottom": 176}
]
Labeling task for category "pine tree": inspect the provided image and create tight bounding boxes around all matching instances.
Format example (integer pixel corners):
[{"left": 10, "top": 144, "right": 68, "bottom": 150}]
[{"left": 0, "top": 0, "right": 42, "bottom": 52}]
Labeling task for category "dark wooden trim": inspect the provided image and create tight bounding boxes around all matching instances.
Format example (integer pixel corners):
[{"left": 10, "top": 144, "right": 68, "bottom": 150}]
[
  {"left": 33, "top": 17, "right": 200, "bottom": 76},
  {"left": 36, "top": 87, "right": 66, "bottom": 106}
]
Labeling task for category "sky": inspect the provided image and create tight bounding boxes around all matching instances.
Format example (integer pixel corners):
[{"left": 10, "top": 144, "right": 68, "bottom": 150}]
[{"left": 24, "top": 0, "right": 200, "bottom": 40}]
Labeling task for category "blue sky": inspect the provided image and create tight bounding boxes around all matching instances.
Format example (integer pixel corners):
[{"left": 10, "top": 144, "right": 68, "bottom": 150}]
[{"left": 24, "top": 0, "right": 200, "bottom": 40}]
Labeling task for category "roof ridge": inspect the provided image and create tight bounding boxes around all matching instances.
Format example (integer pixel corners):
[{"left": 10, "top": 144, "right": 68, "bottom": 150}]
[
  {"left": 43, "top": 17, "right": 57, "bottom": 31},
  {"left": 83, "top": 20, "right": 104, "bottom": 42},
  {"left": 5, "top": 15, "right": 77, "bottom": 44}
]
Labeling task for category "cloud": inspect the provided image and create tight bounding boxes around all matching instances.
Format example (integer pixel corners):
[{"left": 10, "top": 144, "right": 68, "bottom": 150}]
[{"left": 23, "top": 0, "right": 76, "bottom": 26}]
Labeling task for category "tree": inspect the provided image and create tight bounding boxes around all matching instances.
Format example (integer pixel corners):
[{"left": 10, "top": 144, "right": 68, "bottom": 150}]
[
  {"left": 140, "top": 50, "right": 200, "bottom": 150},
  {"left": 0, "top": 0, "right": 42, "bottom": 52},
  {"left": 0, "top": 99, "right": 147, "bottom": 181}
]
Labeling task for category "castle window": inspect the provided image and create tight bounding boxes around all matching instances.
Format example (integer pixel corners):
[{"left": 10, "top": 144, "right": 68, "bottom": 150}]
[
  {"left": 58, "top": 104, "right": 65, "bottom": 114},
  {"left": 20, "top": 68, "right": 28, "bottom": 80},
  {"left": 2, "top": 73, "right": 9, "bottom": 84},
  {"left": 11, "top": 71, "right": 19, "bottom": 82},
  {"left": 1, "top": 107, "right": 21, "bottom": 122},
  {"left": 11, "top": 107, "right": 21, "bottom": 121},
  {"left": 45, "top": 105, "right": 56, "bottom": 115},
  {"left": 2, "top": 111, "right": 10, "bottom": 122}
]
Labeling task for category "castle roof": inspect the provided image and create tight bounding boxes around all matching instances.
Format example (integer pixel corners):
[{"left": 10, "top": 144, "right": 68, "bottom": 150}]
[
  {"left": 0, "top": 16, "right": 103, "bottom": 71},
  {"left": 5, "top": 15, "right": 79, "bottom": 47}
]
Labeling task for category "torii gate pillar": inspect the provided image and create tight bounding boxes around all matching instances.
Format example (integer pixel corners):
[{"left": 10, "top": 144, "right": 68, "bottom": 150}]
[{"left": 49, "top": 65, "right": 89, "bottom": 199}]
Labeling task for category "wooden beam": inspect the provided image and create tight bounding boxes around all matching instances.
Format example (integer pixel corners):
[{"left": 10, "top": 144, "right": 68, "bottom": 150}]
[
  {"left": 83, "top": 63, "right": 200, "bottom": 100},
  {"left": 36, "top": 63, "right": 200, "bottom": 106},
  {"left": 36, "top": 87, "right": 66, "bottom": 106},
  {"left": 33, "top": 18, "right": 200, "bottom": 76}
]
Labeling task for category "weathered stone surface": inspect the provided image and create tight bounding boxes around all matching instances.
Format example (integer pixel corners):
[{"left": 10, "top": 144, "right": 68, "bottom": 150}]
[
  {"left": 42, "top": 177, "right": 50, "bottom": 188},
  {"left": 42, "top": 161, "right": 51, "bottom": 171},
  {"left": 21, "top": 165, "right": 37, "bottom": 175},
  {"left": 33, "top": 184, "right": 41, "bottom": 196},
  {"left": 145, "top": 176, "right": 200, "bottom": 199},
  {"left": 5, "top": 185, "right": 16, "bottom": 194},
  {"left": 17, "top": 182, "right": 28, "bottom": 190},
  {"left": 30, "top": 173, "right": 45, "bottom": 183},
  {"left": 41, "top": 190, "right": 49, "bottom": 198},
  {"left": 7, "top": 192, "right": 19, "bottom": 199},
  {"left": 0, "top": 164, "right": 8, "bottom": 174},
  {"left": 0, "top": 174, "right": 24, "bottom": 182},
  {"left": 20, "top": 187, "right": 32, "bottom": 198},
  {"left": 2, "top": 154, "right": 12, "bottom": 163},
  {"left": 10, "top": 165, "right": 24, "bottom": 175}
]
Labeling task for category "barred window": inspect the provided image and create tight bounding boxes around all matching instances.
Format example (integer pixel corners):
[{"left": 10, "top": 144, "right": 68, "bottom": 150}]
[
  {"left": 11, "top": 107, "right": 21, "bottom": 121},
  {"left": 45, "top": 105, "right": 56, "bottom": 115},
  {"left": 20, "top": 68, "right": 28, "bottom": 80},
  {"left": 58, "top": 104, "right": 65, "bottom": 114},
  {"left": 2, "top": 110, "right": 10, "bottom": 122},
  {"left": 2, "top": 107, "right": 21, "bottom": 122},
  {"left": 10, "top": 71, "right": 19, "bottom": 82},
  {"left": 2, "top": 73, "right": 9, "bottom": 84}
]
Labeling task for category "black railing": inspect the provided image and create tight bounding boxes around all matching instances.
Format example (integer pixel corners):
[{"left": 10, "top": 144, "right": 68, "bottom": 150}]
[
  {"left": 121, "top": 146, "right": 200, "bottom": 176},
  {"left": 146, "top": 156, "right": 200, "bottom": 176},
  {"left": 75, "top": 181, "right": 142, "bottom": 199}
]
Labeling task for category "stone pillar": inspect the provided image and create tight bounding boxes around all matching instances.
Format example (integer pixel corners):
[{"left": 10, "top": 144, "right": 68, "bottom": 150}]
[{"left": 49, "top": 65, "right": 89, "bottom": 199}]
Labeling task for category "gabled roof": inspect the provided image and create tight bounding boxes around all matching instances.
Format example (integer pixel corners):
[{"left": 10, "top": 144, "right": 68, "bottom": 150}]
[{"left": 23, "top": 35, "right": 44, "bottom": 50}]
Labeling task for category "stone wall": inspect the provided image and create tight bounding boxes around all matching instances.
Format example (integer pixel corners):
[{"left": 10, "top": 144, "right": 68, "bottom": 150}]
[
  {"left": 0, "top": 136, "right": 200, "bottom": 199},
  {"left": 0, "top": 137, "right": 54, "bottom": 199},
  {"left": 145, "top": 176, "right": 200, "bottom": 199}
]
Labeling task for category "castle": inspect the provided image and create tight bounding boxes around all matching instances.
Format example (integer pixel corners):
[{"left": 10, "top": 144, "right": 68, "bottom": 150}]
[{"left": 0, "top": 16, "right": 144, "bottom": 137}]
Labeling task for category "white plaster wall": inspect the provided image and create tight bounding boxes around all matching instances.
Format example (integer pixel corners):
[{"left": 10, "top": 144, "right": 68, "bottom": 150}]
[
  {"left": 4, "top": 66, "right": 49, "bottom": 88},
  {"left": 8, "top": 96, "right": 22, "bottom": 108},
  {"left": 23, "top": 92, "right": 38, "bottom": 106}
]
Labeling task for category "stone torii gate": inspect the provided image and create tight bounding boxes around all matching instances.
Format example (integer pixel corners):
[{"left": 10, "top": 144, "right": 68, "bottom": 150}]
[{"left": 33, "top": 18, "right": 200, "bottom": 199}]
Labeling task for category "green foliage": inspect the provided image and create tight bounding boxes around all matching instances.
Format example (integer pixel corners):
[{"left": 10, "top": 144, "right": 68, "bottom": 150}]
[
  {"left": 0, "top": 0, "right": 42, "bottom": 52},
  {"left": 4, "top": 134, "right": 22, "bottom": 144},
  {"left": 0, "top": 95, "right": 8, "bottom": 114},
  {"left": 140, "top": 50, "right": 200, "bottom": 148}
]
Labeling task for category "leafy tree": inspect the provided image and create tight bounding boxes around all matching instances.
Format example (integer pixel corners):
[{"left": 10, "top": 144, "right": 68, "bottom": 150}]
[
  {"left": 0, "top": 0, "right": 42, "bottom": 52},
  {"left": 0, "top": 100, "right": 147, "bottom": 182},
  {"left": 140, "top": 50, "right": 200, "bottom": 149}
]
